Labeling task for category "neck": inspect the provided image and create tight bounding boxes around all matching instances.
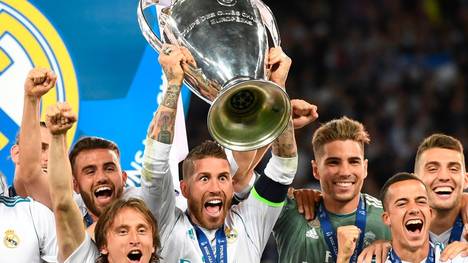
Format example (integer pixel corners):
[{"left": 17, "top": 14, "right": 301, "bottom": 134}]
[
  {"left": 393, "top": 239, "right": 430, "bottom": 263},
  {"left": 322, "top": 193, "right": 361, "bottom": 214},
  {"left": 431, "top": 204, "right": 461, "bottom": 235}
]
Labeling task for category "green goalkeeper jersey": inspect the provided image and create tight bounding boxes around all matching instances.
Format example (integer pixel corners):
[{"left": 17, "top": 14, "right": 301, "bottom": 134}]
[{"left": 273, "top": 193, "right": 391, "bottom": 263}]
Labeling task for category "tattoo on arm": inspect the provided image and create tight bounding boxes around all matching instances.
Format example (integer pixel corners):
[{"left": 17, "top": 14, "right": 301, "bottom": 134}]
[
  {"left": 272, "top": 121, "right": 296, "bottom": 158},
  {"left": 150, "top": 111, "right": 176, "bottom": 143},
  {"left": 162, "top": 84, "right": 181, "bottom": 109}
]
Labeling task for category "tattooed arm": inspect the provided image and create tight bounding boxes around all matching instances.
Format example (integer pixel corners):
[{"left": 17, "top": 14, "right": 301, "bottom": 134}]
[
  {"left": 268, "top": 47, "right": 297, "bottom": 158},
  {"left": 147, "top": 44, "right": 189, "bottom": 143}
]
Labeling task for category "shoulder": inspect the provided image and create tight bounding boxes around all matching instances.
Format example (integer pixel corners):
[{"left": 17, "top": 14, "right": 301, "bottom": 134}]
[
  {"left": 362, "top": 193, "right": 384, "bottom": 210},
  {"left": 63, "top": 233, "right": 99, "bottom": 263},
  {"left": 0, "top": 195, "right": 31, "bottom": 207}
]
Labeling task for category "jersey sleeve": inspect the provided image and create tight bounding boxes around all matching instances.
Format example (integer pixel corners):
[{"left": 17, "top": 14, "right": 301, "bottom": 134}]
[
  {"left": 140, "top": 138, "right": 178, "bottom": 243},
  {"left": 63, "top": 233, "right": 99, "bottom": 263},
  {"left": 30, "top": 198, "right": 58, "bottom": 262},
  {"left": 235, "top": 154, "right": 297, "bottom": 253}
]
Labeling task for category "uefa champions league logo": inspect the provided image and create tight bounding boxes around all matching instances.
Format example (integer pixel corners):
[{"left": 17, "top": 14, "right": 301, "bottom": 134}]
[{"left": 217, "top": 0, "right": 236, "bottom": 7}]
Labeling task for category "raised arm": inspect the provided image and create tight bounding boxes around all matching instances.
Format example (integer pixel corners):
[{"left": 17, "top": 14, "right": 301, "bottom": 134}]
[
  {"left": 14, "top": 68, "right": 56, "bottom": 208},
  {"left": 140, "top": 44, "right": 191, "bottom": 236},
  {"left": 147, "top": 44, "right": 191, "bottom": 143},
  {"left": 45, "top": 102, "right": 82, "bottom": 262}
]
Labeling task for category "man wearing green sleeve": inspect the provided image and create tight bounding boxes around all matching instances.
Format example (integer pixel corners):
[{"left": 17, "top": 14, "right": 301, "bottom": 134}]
[{"left": 274, "top": 116, "right": 391, "bottom": 263}]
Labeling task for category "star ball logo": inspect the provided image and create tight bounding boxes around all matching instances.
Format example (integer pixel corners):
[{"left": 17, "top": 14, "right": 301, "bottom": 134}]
[{"left": 0, "top": 0, "right": 78, "bottom": 180}]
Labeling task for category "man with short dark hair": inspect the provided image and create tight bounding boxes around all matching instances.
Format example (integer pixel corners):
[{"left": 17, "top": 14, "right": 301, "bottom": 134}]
[
  {"left": 414, "top": 134, "right": 467, "bottom": 246},
  {"left": 274, "top": 116, "right": 391, "bottom": 263},
  {"left": 44, "top": 102, "right": 161, "bottom": 263},
  {"left": 381, "top": 172, "right": 468, "bottom": 262},
  {"left": 142, "top": 43, "right": 299, "bottom": 262}
]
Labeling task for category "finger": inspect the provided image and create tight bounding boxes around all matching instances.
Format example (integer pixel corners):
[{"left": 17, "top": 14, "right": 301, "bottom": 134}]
[
  {"left": 374, "top": 243, "right": 382, "bottom": 263},
  {"left": 303, "top": 190, "right": 313, "bottom": 221},
  {"left": 357, "top": 251, "right": 365, "bottom": 263},
  {"left": 440, "top": 244, "right": 456, "bottom": 261},
  {"left": 294, "top": 190, "right": 305, "bottom": 214},
  {"left": 383, "top": 243, "right": 391, "bottom": 261}
]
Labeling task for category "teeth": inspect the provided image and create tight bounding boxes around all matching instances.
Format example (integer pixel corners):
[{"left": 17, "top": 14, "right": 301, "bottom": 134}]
[
  {"left": 207, "top": 200, "right": 222, "bottom": 205},
  {"left": 95, "top": 186, "right": 111, "bottom": 193},
  {"left": 434, "top": 186, "right": 453, "bottom": 194},
  {"left": 406, "top": 219, "right": 422, "bottom": 225},
  {"left": 336, "top": 182, "right": 352, "bottom": 186},
  {"left": 130, "top": 250, "right": 141, "bottom": 254}
]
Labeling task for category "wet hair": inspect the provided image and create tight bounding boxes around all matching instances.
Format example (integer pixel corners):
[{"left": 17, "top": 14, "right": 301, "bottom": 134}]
[
  {"left": 95, "top": 198, "right": 160, "bottom": 263},
  {"left": 68, "top": 136, "right": 120, "bottom": 175},
  {"left": 414, "top": 133, "right": 465, "bottom": 172},
  {"left": 182, "top": 140, "right": 227, "bottom": 181},
  {"left": 380, "top": 172, "right": 427, "bottom": 211},
  {"left": 312, "top": 116, "right": 370, "bottom": 159}
]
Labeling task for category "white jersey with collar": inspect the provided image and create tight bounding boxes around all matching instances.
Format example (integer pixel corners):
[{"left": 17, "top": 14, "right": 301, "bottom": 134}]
[
  {"left": 0, "top": 195, "right": 58, "bottom": 263},
  {"left": 63, "top": 233, "right": 99, "bottom": 263},
  {"left": 430, "top": 228, "right": 468, "bottom": 247},
  {"left": 141, "top": 139, "right": 297, "bottom": 263},
  {"left": 385, "top": 243, "right": 468, "bottom": 263}
]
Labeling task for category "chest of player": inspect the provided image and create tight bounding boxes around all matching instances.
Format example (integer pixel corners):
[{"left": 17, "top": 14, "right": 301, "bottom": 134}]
[{"left": 0, "top": 206, "right": 42, "bottom": 263}]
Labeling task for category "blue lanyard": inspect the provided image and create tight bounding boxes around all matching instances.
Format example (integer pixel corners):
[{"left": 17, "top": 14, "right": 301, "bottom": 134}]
[
  {"left": 84, "top": 212, "right": 94, "bottom": 227},
  {"left": 449, "top": 215, "right": 463, "bottom": 243},
  {"left": 193, "top": 225, "right": 227, "bottom": 263},
  {"left": 318, "top": 195, "right": 366, "bottom": 263},
  {"left": 388, "top": 245, "right": 435, "bottom": 263}
]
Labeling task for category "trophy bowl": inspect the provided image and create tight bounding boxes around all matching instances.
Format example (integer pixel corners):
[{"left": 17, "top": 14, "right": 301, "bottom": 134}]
[{"left": 138, "top": 0, "right": 291, "bottom": 151}]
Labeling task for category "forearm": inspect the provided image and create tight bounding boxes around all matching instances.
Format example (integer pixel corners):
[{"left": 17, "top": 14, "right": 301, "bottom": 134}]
[
  {"left": 147, "top": 82, "right": 181, "bottom": 144},
  {"left": 17, "top": 95, "right": 41, "bottom": 183},
  {"left": 272, "top": 119, "right": 297, "bottom": 158},
  {"left": 48, "top": 134, "right": 85, "bottom": 261},
  {"left": 141, "top": 138, "right": 177, "bottom": 238}
]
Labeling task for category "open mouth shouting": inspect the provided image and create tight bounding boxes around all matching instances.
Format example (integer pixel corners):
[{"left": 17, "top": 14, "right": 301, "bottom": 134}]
[
  {"left": 404, "top": 217, "right": 424, "bottom": 239},
  {"left": 94, "top": 185, "right": 114, "bottom": 206},
  {"left": 127, "top": 249, "right": 143, "bottom": 263},
  {"left": 204, "top": 198, "right": 223, "bottom": 218},
  {"left": 432, "top": 186, "right": 454, "bottom": 199}
]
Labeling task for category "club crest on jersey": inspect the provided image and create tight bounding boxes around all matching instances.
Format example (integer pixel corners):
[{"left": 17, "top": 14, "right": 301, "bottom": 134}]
[
  {"left": 224, "top": 227, "right": 238, "bottom": 243},
  {"left": 0, "top": 0, "right": 79, "bottom": 179},
  {"left": 3, "top": 229, "right": 19, "bottom": 248}
]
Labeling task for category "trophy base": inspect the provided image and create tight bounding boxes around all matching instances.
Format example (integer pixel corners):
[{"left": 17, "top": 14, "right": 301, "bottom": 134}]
[{"left": 207, "top": 79, "right": 291, "bottom": 151}]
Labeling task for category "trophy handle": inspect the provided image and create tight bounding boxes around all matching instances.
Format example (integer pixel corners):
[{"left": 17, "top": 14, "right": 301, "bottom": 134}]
[
  {"left": 137, "top": 0, "right": 171, "bottom": 52},
  {"left": 254, "top": 0, "right": 281, "bottom": 47}
]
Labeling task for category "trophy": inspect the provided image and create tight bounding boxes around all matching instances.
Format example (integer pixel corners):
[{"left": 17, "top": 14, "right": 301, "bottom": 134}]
[{"left": 137, "top": 0, "right": 291, "bottom": 151}]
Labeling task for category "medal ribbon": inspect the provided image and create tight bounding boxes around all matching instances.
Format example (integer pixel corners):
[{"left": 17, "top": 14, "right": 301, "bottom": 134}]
[{"left": 318, "top": 194, "right": 366, "bottom": 263}]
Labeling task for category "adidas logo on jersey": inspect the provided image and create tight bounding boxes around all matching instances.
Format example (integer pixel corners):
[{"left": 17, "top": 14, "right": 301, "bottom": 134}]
[{"left": 305, "top": 228, "right": 319, "bottom": 239}]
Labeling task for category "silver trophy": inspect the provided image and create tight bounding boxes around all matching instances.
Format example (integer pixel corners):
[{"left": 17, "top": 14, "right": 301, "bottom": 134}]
[{"left": 137, "top": 0, "right": 291, "bottom": 151}]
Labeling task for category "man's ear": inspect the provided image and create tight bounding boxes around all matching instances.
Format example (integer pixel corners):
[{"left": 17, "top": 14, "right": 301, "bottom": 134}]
[
  {"left": 382, "top": 211, "right": 391, "bottom": 227},
  {"left": 100, "top": 246, "right": 108, "bottom": 255},
  {"left": 180, "top": 180, "right": 189, "bottom": 198},
  {"left": 73, "top": 177, "right": 80, "bottom": 193},
  {"left": 363, "top": 159, "right": 368, "bottom": 179},
  {"left": 10, "top": 144, "right": 19, "bottom": 165},
  {"left": 121, "top": 171, "right": 128, "bottom": 186},
  {"left": 312, "top": 160, "right": 320, "bottom": 181}
]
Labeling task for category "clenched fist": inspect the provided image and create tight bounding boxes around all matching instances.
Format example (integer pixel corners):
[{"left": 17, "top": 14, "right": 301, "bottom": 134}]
[
  {"left": 45, "top": 103, "right": 77, "bottom": 135},
  {"left": 291, "top": 99, "right": 318, "bottom": 129},
  {"left": 337, "top": 225, "right": 361, "bottom": 263},
  {"left": 24, "top": 68, "right": 57, "bottom": 98}
]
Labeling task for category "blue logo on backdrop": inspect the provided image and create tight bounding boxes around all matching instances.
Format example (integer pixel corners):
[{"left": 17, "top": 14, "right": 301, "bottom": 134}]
[{"left": 0, "top": 0, "right": 190, "bottom": 185}]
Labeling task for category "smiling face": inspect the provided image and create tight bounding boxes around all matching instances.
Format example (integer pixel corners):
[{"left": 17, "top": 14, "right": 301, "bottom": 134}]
[
  {"left": 181, "top": 157, "right": 233, "bottom": 230},
  {"left": 383, "top": 179, "right": 432, "bottom": 251},
  {"left": 415, "top": 147, "right": 467, "bottom": 212},
  {"left": 101, "top": 207, "right": 155, "bottom": 263},
  {"left": 73, "top": 148, "right": 127, "bottom": 217},
  {"left": 313, "top": 140, "right": 368, "bottom": 205}
]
